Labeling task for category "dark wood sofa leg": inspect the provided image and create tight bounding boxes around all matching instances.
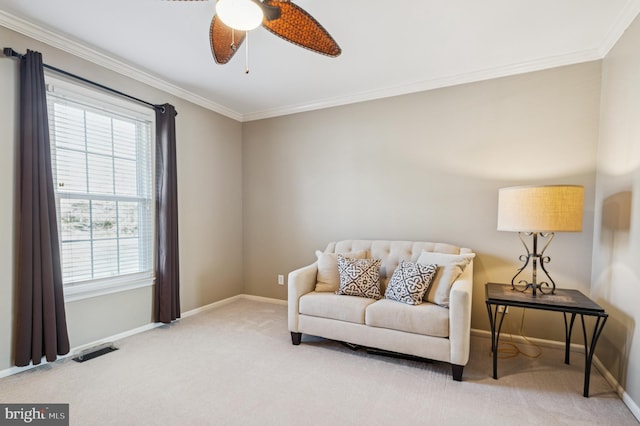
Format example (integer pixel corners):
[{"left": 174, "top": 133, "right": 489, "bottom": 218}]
[
  {"left": 452, "top": 364, "right": 463, "bottom": 381},
  {"left": 291, "top": 332, "right": 302, "bottom": 345}
]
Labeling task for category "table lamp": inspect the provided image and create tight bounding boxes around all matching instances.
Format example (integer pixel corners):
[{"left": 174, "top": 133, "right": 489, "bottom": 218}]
[{"left": 497, "top": 185, "right": 584, "bottom": 296}]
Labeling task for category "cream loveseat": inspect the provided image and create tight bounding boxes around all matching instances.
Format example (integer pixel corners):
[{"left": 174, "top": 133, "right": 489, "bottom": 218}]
[{"left": 288, "top": 240, "right": 475, "bottom": 381}]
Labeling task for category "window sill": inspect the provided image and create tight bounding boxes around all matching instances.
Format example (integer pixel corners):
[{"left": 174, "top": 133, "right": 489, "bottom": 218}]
[{"left": 64, "top": 274, "right": 155, "bottom": 303}]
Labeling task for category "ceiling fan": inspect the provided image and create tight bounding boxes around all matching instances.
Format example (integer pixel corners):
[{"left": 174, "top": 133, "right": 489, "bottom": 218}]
[{"left": 171, "top": 0, "right": 341, "bottom": 66}]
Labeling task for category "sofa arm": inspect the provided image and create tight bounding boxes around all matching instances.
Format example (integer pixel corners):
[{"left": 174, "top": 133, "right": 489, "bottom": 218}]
[
  {"left": 448, "top": 261, "right": 473, "bottom": 366},
  {"left": 287, "top": 262, "right": 318, "bottom": 332}
]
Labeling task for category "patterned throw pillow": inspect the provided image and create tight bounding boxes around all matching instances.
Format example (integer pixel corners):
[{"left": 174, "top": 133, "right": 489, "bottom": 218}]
[
  {"left": 336, "top": 255, "right": 382, "bottom": 299},
  {"left": 385, "top": 261, "right": 438, "bottom": 305}
]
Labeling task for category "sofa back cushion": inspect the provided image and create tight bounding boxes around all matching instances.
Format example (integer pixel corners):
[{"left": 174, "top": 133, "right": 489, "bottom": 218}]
[
  {"left": 326, "top": 240, "right": 472, "bottom": 293},
  {"left": 416, "top": 251, "right": 476, "bottom": 307},
  {"left": 315, "top": 250, "right": 367, "bottom": 292}
]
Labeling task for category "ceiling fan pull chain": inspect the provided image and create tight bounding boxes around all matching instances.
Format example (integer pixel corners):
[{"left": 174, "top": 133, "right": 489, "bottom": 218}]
[
  {"left": 245, "top": 31, "right": 250, "bottom": 74},
  {"left": 230, "top": 30, "right": 237, "bottom": 52}
]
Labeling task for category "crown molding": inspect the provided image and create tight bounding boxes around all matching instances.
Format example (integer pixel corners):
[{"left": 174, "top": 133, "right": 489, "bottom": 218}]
[
  {"left": 244, "top": 2, "right": 640, "bottom": 121},
  {"left": 3, "top": 4, "right": 639, "bottom": 123},
  {"left": 598, "top": 0, "right": 640, "bottom": 57},
  {"left": 242, "top": 48, "right": 603, "bottom": 121},
  {"left": 0, "top": 10, "right": 243, "bottom": 121}
]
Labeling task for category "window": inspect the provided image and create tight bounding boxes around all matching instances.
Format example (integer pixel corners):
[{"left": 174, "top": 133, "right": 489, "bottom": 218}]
[{"left": 45, "top": 77, "right": 155, "bottom": 300}]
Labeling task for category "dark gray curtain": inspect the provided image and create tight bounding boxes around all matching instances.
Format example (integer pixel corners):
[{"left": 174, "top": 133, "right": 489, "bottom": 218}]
[
  {"left": 15, "top": 50, "right": 70, "bottom": 366},
  {"left": 155, "top": 104, "right": 181, "bottom": 323}
]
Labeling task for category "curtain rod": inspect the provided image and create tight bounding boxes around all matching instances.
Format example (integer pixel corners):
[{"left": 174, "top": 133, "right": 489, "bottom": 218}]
[{"left": 3, "top": 47, "right": 165, "bottom": 112}]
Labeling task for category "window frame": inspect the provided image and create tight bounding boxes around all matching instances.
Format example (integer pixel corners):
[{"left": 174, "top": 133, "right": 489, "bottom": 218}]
[{"left": 45, "top": 74, "right": 156, "bottom": 302}]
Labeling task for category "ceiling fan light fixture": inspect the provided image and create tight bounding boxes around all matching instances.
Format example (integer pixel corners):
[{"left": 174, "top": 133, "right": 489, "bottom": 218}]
[{"left": 215, "top": 0, "right": 263, "bottom": 31}]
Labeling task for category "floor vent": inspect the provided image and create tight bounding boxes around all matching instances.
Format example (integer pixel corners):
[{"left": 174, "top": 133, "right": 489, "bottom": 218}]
[{"left": 72, "top": 344, "right": 118, "bottom": 363}]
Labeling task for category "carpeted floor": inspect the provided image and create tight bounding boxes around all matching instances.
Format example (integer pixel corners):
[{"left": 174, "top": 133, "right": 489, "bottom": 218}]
[{"left": 0, "top": 299, "right": 637, "bottom": 425}]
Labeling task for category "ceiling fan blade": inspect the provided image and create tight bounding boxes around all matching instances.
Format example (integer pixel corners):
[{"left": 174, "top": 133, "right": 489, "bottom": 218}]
[
  {"left": 210, "top": 15, "right": 246, "bottom": 64},
  {"left": 262, "top": 1, "right": 341, "bottom": 57}
]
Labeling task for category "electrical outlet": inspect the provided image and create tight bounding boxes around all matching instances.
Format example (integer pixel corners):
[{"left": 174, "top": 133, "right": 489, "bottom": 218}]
[
  {"left": 278, "top": 274, "right": 285, "bottom": 285},
  {"left": 498, "top": 306, "right": 509, "bottom": 314}
]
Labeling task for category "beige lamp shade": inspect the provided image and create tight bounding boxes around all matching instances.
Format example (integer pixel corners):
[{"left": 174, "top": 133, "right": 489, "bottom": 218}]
[{"left": 497, "top": 185, "right": 584, "bottom": 232}]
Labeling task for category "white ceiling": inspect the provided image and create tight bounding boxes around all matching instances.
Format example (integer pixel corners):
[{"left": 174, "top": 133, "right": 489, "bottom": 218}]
[{"left": 1, "top": 0, "right": 639, "bottom": 121}]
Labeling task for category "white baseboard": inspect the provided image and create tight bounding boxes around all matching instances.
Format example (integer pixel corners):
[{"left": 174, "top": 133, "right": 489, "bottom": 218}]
[
  {"left": 0, "top": 321, "right": 163, "bottom": 379},
  {"left": 238, "top": 294, "right": 288, "bottom": 306},
  {"left": 3, "top": 299, "right": 637, "bottom": 423},
  {"left": 180, "top": 294, "right": 287, "bottom": 318},
  {"left": 472, "top": 328, "right": 640, "bottom": 422},
  {"left": 471, "top": 328, "right": 585, "bottom": 352},
  {"left": 0, "top": 294, "right": 286, "bottom": 379},
  {"left": 180, "top": 294, "right": 245, "bottom": 318},
  {"left": 592, "top": 356, "right": 640, "bottom": 422}
]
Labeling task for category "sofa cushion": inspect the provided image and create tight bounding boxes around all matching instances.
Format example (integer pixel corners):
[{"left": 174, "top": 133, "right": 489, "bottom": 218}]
[
  {"left": 299, "top": 292, "right": 377, "bottom": 324},
  {"left": 336, "top": 255, "right": 382, "bottom": 299},
  {"left": 416, "top": 251, "right": 476, "bottom": 307},
  {"left": 315, "top": 250, "right": 367, "bottom": 292},
  {"left": 329, "top": 240, "right": 464, "bottom": 293},
  {"left": 365, "top": 299, "right": 450, "bottom": 338},
  {"left": 385, "top": 261, "right": 438, "bottom": 305}
]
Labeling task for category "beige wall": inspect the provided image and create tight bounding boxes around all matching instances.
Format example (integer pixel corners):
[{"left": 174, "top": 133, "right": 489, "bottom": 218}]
[
  {"left": 0, "top": 31, "right": 18, "bottom": 371},
  {"left": 2, "top": 7, "right": 638, "bottom": 412},
  {"left": 0, "top": 26, "right": 244, "bottom": 371},
  {"left": 592, "top": 13, "right": 640, "bottom": 407},
  {"left": 2, "top": 10, "right": 638, "bottom": 414},
  {"left": 243, "top": 61, "right": 601, "bottom": 342}
]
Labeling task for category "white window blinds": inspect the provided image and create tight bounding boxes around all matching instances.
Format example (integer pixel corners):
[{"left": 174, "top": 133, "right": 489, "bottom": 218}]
[{"left": 46, "top": 78, "right": 154, "bottom": 287}]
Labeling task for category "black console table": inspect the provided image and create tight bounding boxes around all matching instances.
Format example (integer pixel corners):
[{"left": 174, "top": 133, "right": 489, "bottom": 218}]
[{"left": 485, "top": 283, "right": 608, "bottom": 397}]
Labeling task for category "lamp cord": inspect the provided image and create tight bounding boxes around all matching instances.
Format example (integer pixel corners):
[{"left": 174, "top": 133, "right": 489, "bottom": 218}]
[{"left": 493, "top": 308, "right": 542, "bottom": 359}]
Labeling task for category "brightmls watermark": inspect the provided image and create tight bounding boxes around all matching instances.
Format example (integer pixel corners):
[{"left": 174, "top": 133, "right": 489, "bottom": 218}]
[{"left": 0, "top": 404, "right": 68, "bottom": 425}]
